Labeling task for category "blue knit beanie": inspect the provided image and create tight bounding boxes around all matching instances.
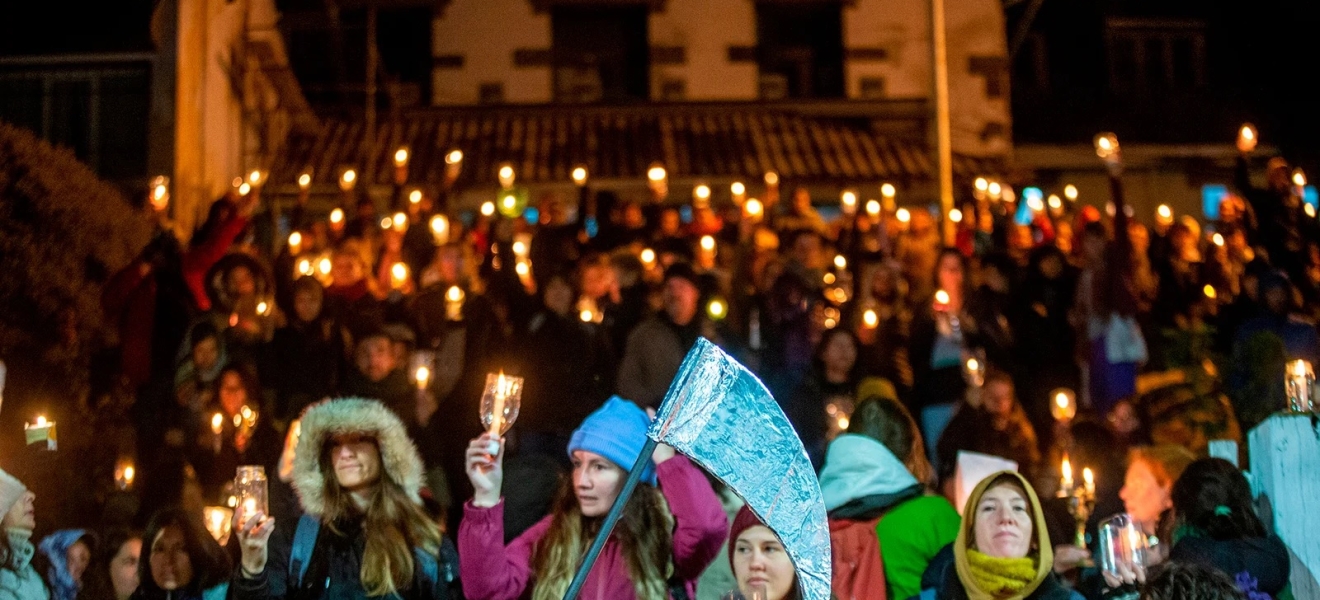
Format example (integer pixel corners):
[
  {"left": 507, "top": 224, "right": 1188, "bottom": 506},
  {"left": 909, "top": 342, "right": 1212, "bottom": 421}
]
[{"left": 568, "top": 396, "right": 657, "bottom": 485}]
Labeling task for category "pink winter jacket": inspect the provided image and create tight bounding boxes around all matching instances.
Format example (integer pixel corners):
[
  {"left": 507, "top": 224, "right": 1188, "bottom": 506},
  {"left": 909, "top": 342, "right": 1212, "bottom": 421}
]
[{"left": 458, "top": 455, "right": 729, "bottom": 600}]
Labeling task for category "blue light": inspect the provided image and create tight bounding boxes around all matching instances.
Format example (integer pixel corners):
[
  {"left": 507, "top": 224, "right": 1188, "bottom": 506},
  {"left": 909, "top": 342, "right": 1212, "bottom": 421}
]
[
  {"left": 585, "top": 217, "right": 599, "bottom": 238},
  {"left": 1022, "top": 187, "right": 1043, "bottom": 204},
  {"left": 1202, "top": 184, "right": 1227, "bottom": 221},
  {"left": 1305, "top": 185, "right": 1318, "bottom": 210},
  {"left": 680, "top": 205, "right": 693, "bottom": 224},
  {"left": 523, "top": 207, "right": 540, "bottom": 224}
]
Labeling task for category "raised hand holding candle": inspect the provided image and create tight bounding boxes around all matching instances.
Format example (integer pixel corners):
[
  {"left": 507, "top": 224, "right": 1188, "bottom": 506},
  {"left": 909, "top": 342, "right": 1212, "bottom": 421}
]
[{"left": 25, "top": 415, "right": 56, "bottom": 450}]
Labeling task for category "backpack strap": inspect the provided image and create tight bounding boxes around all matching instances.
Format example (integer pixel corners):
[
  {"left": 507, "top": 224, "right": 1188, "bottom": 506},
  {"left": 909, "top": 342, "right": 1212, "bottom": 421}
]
[{"left": 289, "top": 515, "right": 321, "bottom": 589}]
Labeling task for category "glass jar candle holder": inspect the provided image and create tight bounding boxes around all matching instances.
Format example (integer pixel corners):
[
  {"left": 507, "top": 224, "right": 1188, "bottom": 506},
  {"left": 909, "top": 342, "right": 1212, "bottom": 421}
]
[
  {"left": 1286, "top": 359, "right": 1314, "bottom": 413},
  {"left": 234, "top": 466, "right": 268, "bottom": 517}
]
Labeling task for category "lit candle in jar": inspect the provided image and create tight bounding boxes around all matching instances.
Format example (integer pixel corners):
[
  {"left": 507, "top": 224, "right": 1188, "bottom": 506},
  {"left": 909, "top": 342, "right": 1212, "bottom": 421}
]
[
  {"left": 390, "top": 263, "right": 410, "bottom": 290},
  {"left": 415, "top": 365, "right": 430, "bottom": 390},
  {"left": 115, "top": 460, "right": 136, "bottom": 490},
  {"left": 1050, "top": 388, "right": 1077, "bottom": 422},
  {"left": 445, "top": 286, "right": 464, "bottom": 321},
  {"left": 1286, "top": 359, "right": 1314, "bottom": 412}
]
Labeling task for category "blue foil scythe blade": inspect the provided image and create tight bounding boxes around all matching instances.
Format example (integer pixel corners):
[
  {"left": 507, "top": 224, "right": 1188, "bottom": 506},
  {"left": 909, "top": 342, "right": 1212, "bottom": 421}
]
[{"left": 648, "top": 338, "right": 831, "bottom": 600}]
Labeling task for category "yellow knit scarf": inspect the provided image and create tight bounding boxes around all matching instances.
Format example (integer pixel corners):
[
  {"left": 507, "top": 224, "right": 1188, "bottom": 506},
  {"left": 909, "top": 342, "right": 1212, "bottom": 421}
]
[{"left": 965, "top": 549, "right": 1037, "bottom": 598}]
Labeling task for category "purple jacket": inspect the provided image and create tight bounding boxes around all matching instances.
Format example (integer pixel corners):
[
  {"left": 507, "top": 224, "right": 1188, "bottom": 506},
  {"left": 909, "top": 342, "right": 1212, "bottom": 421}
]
[{"left": 459, "top": 455, "right": 729, "bottom": 600}]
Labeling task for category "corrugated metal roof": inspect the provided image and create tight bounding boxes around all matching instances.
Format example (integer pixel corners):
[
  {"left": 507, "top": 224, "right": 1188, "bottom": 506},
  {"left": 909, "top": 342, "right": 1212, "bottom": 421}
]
[{"left": 272, "top": 104, "right": 1002, "bottom": 187}]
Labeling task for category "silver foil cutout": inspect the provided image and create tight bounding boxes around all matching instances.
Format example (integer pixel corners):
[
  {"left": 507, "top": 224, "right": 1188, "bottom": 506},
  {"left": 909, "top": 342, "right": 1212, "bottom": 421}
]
[{"left": 649, "top": 338, "right": 832, "bottom": 600}]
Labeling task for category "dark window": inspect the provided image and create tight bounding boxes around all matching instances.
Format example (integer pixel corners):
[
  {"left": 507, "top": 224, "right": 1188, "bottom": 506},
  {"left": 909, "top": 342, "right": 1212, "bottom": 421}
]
[
  {"left": 1106, "top": 19, "right": 1205, "bottom": 95},
  {"left": 478, "top": 82, "right": 505, "bottom": 104},
  {"left": 1171, "top": 37, "right": 1196, "bottom": 89},
  {"left": 97, "top": 72, "right": 151, "bottom": 179},
  {"left": 755, "top": 2, "right": 844, "bottom": 99},
  {"left": 551, "top": 6, "right": 649, "bottom": 103},
  {"left": 1012, "top": 33, "right": 1049, "bottom": 92},
  {"left": 858, "top": 76, "right": 885, "bottom": 99},
  {"left": 659, "top": 78, "right": 686, "bottom": 101}
]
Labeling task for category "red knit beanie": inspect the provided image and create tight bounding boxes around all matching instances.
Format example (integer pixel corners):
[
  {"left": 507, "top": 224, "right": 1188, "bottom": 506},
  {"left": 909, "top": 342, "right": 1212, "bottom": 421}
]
[{"left": 727, "top": 505, "right": 768, "bottom": 568}]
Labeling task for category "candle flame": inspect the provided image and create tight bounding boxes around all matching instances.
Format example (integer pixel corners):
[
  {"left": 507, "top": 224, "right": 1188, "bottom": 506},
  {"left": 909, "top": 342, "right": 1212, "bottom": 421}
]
[
  {"left": 1062, "top": 456, "right": 1073, "bottom": 484},
  {"left": 446, "top": 150, "right": 464, "bottom": 164},
  {"left": 949, "top": 208, "right": 963, "bottom": 223},
  {"left": 298, "top": 173, "right": 312, "bottom": 189},
  {"left": 866, "top": 200, "right": 881, "bottom": 216},
  {"left": 896, "top": 208, "right": 911, "bottom": 223},
  {"left": 212, "top": 413, "right": 223, "bottom": 433},
  {"left": 833, "top": 255, "right": 847, "bottom": 269},
  {"left": 416, "top": 366, "right": 430, "bottom": 385},
  {"left": 1157, "top": 205, "right": 1173, "bottom": 220},
  {"left": 1083, "top": 467, "right": 1094, "bottom": 487},
  {"left": 1212, "top": 233, "right": 1224, "bottom": 247},
  {"left": 881, "top": 183, "right": 896, "bottom": 199},
  {"left": 288, "top": 231, "right": 302, "bottom": 249},
  {"left": 640, "top": 248, "right": 656, "bottom": 265},
  {"left": 123, "top": 466, "right": 135, "bottom": 484},
  {"left": 841, "top": 191, "right": 858, "bottom": 207},
  {"left": 1204, "top": 284, "right": 1217, "bottom": 299},
  {"left": 394, "top": 147, "right": 409, "bottom": 166},
  {"left": 446, "top": 285, "right": 463, "bottom": 302},
  {"left": 745, "top": 199, "right": 764, "bottom": 217},
  {"left": 1064, "top": 185, "right": 1079, "bottom": 201},
  {"left": 694, "top": 184, "right": 711, "bottom": 200},
  {"left": 1292, "top": 359, "right": 1308, "bottom": 377},
  {"left": 1056, "top": 392, "right": 1069, "bottom": 409},
  {"left": 966, "top": 358, "right": 979, "bottom": 372},
  {"left": 410, "top": 190, "right": 423, "bottom": 204},
  {"left": 329, "top": 208, "right": 344, "bottom": 224},
  {"left": 731, "top": 181, "right": 746, "bottom": 196},
  {"left": 935, "top": 289, "right": 950, "bottom": 305},
  {"left": 572, "top": 166, "right": 588, "bottom": 184},
  {"left": 35, "top": 415, "right": 47, "bottom": 427},
  {"left": 863, "top": 309, "right": 879, "bottom": 329}
]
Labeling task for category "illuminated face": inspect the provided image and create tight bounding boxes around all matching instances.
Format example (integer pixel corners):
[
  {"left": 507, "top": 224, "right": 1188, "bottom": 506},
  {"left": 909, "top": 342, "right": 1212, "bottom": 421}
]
[
  {"left": 225, "top": 265, "right": 257, "bottom": 298},
  {"left": 1120, "top": 460, "right": 1170, "bottom": 526},
  {"left": 191, "top": 337, "right": 220, "bottom": 374},
  {"left": 2, "top": 490, "right": 36, "bottom": 531},
  {"left": 218, "top": 371, "right": 247, "bottom": 416},
  {"left": 293, "top": 288, "right": 323, "bottom": 323},
  {"left": 820, "top": 332, "right": 857, "bottom": 375},
  {"left": 571, "top": 450, "right": 624, "bottom": 518},
  {"left": 973, "top": 483, "right": 1034, "bottom": 559},
  {"left": 983, "top": 380, "right": 1014, "bottom": 418},
  {"left": 149, "top": 525, "right": 194, "bottom": 591},
  {"left": 733, "top": 525, "right": 796, "bottom": 600},
  {"left": 937, "top": 254, "right": 964, "bottom": 295},
  {"left": 110, "top": 538, "right": 142, "bottom": 600},
  {"left": 66, "top": 540, "right": 91, "bottom": 584},
  {"left": 330, "top": 433, "right": 382, "bottom": 491},
  {"left": 663, "top": 277, "right": 700, "bottom": 327},
  {"left": 356, "top": 337, "right": 396, "bottom": 382}
]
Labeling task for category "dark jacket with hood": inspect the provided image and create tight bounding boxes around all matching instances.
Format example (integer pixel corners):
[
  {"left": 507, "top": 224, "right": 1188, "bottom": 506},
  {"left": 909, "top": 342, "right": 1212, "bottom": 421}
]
[{"left": 1170, "top": 534, "right": 1290, "bottom": 599}]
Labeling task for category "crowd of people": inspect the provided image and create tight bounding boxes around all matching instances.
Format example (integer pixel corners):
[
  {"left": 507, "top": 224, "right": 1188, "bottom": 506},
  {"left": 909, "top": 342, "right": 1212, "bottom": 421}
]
[{"left": 1, "top": 134, "right": 1316, "bottom": 600}]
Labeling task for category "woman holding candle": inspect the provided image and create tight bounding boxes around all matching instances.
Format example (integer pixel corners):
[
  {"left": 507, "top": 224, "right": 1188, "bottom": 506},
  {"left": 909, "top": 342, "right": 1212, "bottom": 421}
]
[
  {"left": 231, "top": 397, "right": 455, "bottom": 600},
  {"left": 193, "top": 365, "right": 283, "bottom": 501},
  {"left": 130, "top": 508, "right": 231, "bottom": 600},
  {"left": 1, "top": 469, "right": 50, "bottom": 600},
  {"left": 909, "top": 248, "right": 979, "bottom": 457},
  {"left": 919, "top": 471, "right": 1083, "bottom": 600},
  {"left": 459, "top": 396, "right": 728, "bottom": 600}
]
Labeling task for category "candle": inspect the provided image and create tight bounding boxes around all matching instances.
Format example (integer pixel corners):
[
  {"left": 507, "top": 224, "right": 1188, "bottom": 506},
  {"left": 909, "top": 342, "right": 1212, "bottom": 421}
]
[
  {"left": 115, "top": 460, "right": 135, "bottom": 491},
  {"left": 934, "top": 289, "right": 950, "bottom": 308},
  {"left": 445, "top": 286, "right": 464, "bottom": 321},
  {"left": 572, "top": 166, "right": 588, "bottom": 186},
  {"left": 429, "top": 215, "right": 450, "bottom": 245},
  {"left": 1239, "top": 123, "right": 1256, "bottom": 147},
  {"left": 731, "top": 182, "right": 746, "bottom": 204},
  {"left": 1156, "top": 205, "right": 1173, "bottom": 225},
  {"left": 1286, "top": 359, "right": 1314, "bottom": 412},
  {"left": 1061, "top": 456, "right": 1074, "bottom": 493},
  {"left": 25, "top": 416, "right": 57, "bottom": 450},
  {"left": 150, "top": 176, "right": 170, "bottom": 211},
  {"left": 707, "top": 298, "right": 728, "bottom": 321},
  {"left": 1050, "top": 388, "right": 1077, "bottom": 421},
  {"left": 693, "top": 184, "right": 712, "bottom": 206},
  {"left": 881, "top": 183, "right": 896, "bottom": 200},
  {"left": 949, "top": 208, "right": 963, "bottom": 223},
  {"left": 896, "top": 208, "right": 912, "bottom": 227},
  {"left": 833, "top": 255, "right": 847, "bottom": 270},
  {"left": 744, "top": 198, "right": 763, "bottom": 221},
  {"left": 1094, "top": 132, "right": 1120, "bottom": 160},
  {"left": 1064, "top": 185, "right": 1079, "bottom": 201},
  {"left": 288, "top": 231, "right": 303, "bottom": 255},
  {"left": 498, "top": 164, "right": 516, "bottom": 188},
  {"left": 329, "top": 208, "right": 345, "bottom": 226},
  {"left": 841, "top": 191, "right": 858, "bottom": 216},
  {"left": 490, "top": 373, "right": 507, "bottom": 439},
  {"left": 298, "top": 172, "right": 312, "bottom": 191},
  {"left": 340, "top": 169, "right": 357, "bottom": 192},
  {"left": 1083, "top": 467, "right": 1095, "bottom": 498},
  {"left": 415, "top": 366, "right": 431, "bottom": 389},
  {"left": 391, "top": 212, "right": 408, "bottom": 233},
  {"left": 409, "top": 190, "right": 423, "bottom": 205},
  {"left": 390, "top": 263, "right": 410, "bottom": 290},
  {"left": 863, "top": 309, "right": 879, "bottom": 329},
  {"left": 640, "top": 248, "right": 656, "bottom": 269},
  {"left": 203, "top": 506, "right": 233, "bottom": 545},
  {"left": 394, "top": 147, "right": 410, "bottom": 168},
  {"left": 865, "top": 200, "right": 881, "bottom": 218}
]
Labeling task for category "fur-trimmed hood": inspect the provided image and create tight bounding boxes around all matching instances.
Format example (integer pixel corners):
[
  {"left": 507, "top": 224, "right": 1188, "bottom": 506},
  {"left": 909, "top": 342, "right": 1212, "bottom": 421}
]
[{"left": 292, "top": 397, "right": 425, "bottom": 518}]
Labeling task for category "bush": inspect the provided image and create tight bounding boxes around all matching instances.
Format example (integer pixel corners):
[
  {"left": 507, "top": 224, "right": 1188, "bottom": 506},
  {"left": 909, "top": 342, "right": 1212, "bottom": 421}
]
[{"left": 0, "top": 122, "right": 151, "bottom": 392}]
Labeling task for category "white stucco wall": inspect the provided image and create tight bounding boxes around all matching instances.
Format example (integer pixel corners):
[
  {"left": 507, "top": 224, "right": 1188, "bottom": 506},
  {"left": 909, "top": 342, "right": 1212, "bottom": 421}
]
[
  {"left": 844, "top": 0, "right": 1011, "bottom": 156},
  {"left": 432, "top": 0, "right": 552, "bottom": 105},
  {"left": 648, "top": 0, "right": 758, "bottom": 100}
]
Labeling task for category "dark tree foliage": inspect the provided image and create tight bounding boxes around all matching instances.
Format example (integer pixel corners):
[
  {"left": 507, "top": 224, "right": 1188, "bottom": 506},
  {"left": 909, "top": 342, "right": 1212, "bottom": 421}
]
[{"left": 0, "top": 122, "right": 151, "bottom": 398}]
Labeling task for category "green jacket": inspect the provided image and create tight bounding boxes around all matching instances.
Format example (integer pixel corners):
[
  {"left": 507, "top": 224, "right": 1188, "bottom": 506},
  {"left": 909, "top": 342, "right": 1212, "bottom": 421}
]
[{"left": 876, "top": 495, "right": 961, "bottom": 600}]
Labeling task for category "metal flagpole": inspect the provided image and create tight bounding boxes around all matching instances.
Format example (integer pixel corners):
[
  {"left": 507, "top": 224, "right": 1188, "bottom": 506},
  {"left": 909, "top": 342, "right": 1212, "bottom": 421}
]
[{"left": 932, "top": 0, "right": 955, "bottom": 246}]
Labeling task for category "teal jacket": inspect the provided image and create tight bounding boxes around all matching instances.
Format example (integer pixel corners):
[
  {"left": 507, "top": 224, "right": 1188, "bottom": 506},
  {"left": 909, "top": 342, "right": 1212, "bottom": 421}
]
[{"left": 1, "top": 529, "right": 51, "bottom": 600}]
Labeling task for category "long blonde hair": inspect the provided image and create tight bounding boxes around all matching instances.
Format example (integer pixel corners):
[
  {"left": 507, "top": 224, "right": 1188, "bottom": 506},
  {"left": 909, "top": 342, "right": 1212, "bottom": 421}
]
[
  {"left": 318, "top": 442, "right": 443, "bottom": 597},
  {"left": 530, "top": 479, "right": 675, "bottom": 600}
]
